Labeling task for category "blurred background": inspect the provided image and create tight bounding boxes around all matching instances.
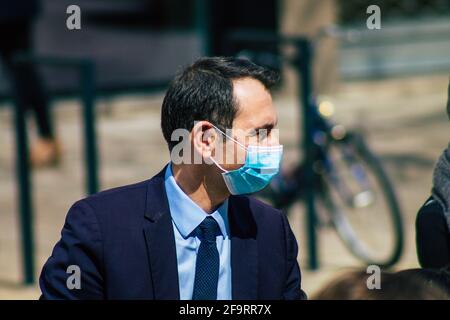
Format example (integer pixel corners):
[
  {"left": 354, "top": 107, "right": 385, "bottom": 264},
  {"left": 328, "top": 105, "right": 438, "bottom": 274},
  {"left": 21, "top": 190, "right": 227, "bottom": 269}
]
[{"left": 0, "top": 0, "right": 449, "bottom": 299}]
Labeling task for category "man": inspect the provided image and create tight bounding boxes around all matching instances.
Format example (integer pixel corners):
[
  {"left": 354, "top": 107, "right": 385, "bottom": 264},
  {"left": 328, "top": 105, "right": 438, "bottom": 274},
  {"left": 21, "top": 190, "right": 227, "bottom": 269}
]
[{"left": 39, "top": 57, "right": 306, "bottom": 300}]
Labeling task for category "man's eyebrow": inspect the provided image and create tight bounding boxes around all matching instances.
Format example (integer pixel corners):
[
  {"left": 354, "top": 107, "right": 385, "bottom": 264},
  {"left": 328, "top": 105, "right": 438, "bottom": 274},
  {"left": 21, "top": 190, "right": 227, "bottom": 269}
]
[{"left": 254, "top": 119, "right": 278, "bottom": 132}]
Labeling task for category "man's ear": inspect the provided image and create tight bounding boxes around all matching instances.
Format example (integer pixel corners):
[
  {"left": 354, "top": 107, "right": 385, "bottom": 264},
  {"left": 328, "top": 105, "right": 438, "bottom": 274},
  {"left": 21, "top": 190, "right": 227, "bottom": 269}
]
[{"left": 191, "top": 121, "right": 217, "bottom": 162}]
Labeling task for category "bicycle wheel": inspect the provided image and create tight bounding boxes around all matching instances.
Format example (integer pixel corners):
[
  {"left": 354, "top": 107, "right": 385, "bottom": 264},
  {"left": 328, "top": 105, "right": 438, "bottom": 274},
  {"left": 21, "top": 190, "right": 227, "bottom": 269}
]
[{"left": 318, "top": 132, "right": 404, "bottom": 267}]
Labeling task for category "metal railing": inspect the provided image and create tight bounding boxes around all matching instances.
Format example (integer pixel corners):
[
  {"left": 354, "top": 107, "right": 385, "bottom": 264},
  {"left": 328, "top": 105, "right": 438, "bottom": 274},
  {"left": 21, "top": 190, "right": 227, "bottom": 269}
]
[{"left": 12, "top": 55, "right": 99, "bottom": 284}]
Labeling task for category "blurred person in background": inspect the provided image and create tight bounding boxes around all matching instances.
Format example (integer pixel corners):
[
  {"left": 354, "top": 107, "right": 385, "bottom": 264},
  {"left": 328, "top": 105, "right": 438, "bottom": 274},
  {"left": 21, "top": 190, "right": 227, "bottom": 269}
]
[
  {"left": 313, "top": 269, "right": 449, "bottom": 300},
  {"left": 39, "top": 57, "right": 306, "bottom": 300},
  {"left": 0, "top": 0, "right": 61, "bottom": 167},
  {"left": 396, "top": 267, "right": 450, "bottom": 297},
  {"left": 416, "top": 79, "right": 450, "bottom": 268}
]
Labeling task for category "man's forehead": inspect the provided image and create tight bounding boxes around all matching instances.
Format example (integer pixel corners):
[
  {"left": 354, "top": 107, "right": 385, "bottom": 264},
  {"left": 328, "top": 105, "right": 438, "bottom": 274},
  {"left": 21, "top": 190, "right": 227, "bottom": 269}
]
[
  {"left": 232, "top": 78, "right": 276, "bottom": 129},
  {"left": 233, "top": 77, "right": 271, "bottom": 103}
]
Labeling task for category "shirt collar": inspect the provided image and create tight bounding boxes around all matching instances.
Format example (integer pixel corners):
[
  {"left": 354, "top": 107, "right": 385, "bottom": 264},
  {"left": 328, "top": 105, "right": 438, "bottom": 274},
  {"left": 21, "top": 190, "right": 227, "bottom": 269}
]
[{"left": 164, "top": 163, "right": 229, "bottom": 239}]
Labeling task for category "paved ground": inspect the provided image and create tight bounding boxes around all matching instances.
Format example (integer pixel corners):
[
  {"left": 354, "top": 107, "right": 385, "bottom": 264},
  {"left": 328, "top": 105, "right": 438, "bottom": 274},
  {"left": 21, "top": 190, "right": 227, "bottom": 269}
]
[{"left": 0, "top": 72, "right": 449, "bottom": 299}]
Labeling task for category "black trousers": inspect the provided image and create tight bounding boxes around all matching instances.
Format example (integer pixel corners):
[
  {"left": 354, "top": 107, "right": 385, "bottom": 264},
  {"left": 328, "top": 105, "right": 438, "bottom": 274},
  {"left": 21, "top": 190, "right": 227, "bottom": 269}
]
[{"left": 0, "top": 19, "right": 53, "bottom": 138}]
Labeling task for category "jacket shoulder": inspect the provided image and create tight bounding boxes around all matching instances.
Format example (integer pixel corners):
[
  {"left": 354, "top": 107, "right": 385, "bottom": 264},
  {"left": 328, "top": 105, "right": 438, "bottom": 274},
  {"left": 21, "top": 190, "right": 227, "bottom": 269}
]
[
  {"left": 80, "top": 179, "right": 149, "bottom": 207},
  {"left": 68, "top": 179, "right": 151, "bottom": 226}
]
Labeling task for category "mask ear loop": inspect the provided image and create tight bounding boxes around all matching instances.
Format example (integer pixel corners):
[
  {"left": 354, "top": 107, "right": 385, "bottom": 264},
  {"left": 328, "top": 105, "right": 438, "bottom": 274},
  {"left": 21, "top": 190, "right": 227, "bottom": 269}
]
[
  {"left": 211, "top": 123, "right": 282, "bottom": 152},
  {"left": 209, "top": 123, "right": 248, "bottom": 151},
  {"left": 209, "top": 155, "right": 228, "bottom": 173},
  {"left": 207, "top": 123, "right": 249, "bottom": 173}
]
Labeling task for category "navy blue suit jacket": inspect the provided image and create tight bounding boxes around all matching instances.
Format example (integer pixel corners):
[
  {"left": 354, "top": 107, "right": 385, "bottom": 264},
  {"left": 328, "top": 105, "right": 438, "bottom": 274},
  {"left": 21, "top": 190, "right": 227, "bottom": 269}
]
[{"left": 39, "top": 165, "right": 306, "bottom": 300}]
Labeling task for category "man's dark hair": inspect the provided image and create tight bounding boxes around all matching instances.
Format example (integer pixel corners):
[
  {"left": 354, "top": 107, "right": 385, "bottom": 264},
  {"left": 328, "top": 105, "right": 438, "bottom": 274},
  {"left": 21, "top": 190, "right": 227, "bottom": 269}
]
[
  {"left": 161, "top": 56, "right": 279, "bottom": 151},
  {"left": 396, "top": 266, "right": 450, "bottom": 297},
  {"left": 314, "top": 269, "right": 450, "bottom": 300}
]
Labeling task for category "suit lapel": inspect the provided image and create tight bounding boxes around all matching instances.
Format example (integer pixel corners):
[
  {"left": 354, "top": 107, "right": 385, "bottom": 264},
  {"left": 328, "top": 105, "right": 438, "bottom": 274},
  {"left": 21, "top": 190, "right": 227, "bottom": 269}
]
[
  {"left": 143, "top": 165, "right": 180, "bottom": 300},
  {"left": 229, "top": 195, "right": 258, "bottom": 300},
  {"left": 142, "top": 167, "right": 259, "bottom": 300}
]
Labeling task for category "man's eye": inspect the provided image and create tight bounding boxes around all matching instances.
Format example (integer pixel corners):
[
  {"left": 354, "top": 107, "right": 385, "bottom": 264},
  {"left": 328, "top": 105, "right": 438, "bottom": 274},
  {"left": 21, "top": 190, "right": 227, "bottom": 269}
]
[{"left": 258, "top": 130, "right": 270, "bottom": 138}]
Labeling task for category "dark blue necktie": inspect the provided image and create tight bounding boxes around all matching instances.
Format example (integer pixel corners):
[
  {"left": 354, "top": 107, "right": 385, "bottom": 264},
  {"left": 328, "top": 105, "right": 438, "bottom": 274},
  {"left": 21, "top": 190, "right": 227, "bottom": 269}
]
[{"left": 192, "top": 216, "right": 221, "bottom": 300}]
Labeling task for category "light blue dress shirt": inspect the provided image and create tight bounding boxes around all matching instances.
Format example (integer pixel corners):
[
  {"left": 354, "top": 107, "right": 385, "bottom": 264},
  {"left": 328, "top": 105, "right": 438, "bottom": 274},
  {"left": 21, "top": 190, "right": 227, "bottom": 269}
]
[{"left": 164, "top": 163, "right": 232, "bottom": 300}]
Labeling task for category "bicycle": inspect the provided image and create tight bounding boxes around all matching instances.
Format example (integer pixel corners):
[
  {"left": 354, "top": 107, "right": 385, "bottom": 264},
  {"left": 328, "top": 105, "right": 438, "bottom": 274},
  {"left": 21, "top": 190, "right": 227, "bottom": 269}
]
[{"left": 227, "top": 28, "right": 404, "bottom": 268}]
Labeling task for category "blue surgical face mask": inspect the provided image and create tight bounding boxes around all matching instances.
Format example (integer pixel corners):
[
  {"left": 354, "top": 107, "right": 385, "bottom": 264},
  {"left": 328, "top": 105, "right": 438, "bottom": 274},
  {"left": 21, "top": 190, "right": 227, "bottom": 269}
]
[{"left": 209, "top": 124, "right": 283, "bottom": 195}]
